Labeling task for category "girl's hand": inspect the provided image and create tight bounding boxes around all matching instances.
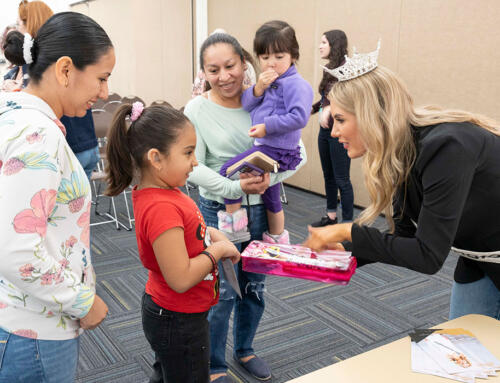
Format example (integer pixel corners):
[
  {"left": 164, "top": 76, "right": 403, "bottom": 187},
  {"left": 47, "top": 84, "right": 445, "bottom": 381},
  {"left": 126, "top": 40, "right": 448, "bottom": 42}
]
[
  {"left": 207, "top": 227, "right": 229, "bottom": 243},
  {"left": 303, "top": 223, "right": 353, "bottom": 251},
  {"left": 320, "top": 106, "right": 331, "bottom": 129},
  {"left": 209, "top": 240, "right": 241, "bottom": 264},
  {"left": 249, "top": 123, "right": 266, "bottom": 138},
  {"left": 240, "top": 172, "right": 270, "bottom": 194},
  {"left": 254, "top": 69, "right": 279, "bottom": 97}
]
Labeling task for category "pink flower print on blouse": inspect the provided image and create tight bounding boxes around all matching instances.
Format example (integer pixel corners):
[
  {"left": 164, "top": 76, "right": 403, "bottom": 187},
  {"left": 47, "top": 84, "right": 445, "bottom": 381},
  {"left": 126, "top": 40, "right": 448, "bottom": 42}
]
[
  {"left": 77, "top": 201, "right": 91, "bottom": 248},
  {"left": 40, "top": 272, "right": 54, "bottom": 285},
  {"left": 26, "top": 129, "right": 45, "bottom": 144},
  {"left": 65, "top": 236, "right": 77, "bottom": 248},
  {"left": 12, "top": 329, "right": 38, "bottom": 339},
  {"left": 54, "top": 269, "right": 64, "bottom": 284},
  {"left": 13, "top": 189, "right": 58, "bottom": 238},
  {"left": 57, "top": 171, "right": 89, "bottom": 213},
  {"left": 2, "top": 152, "right": 57, "bottom": 176},
  {"left": 0, "top": 302, "right": 7, "bottom": 309},
  {"left": 19, "top": 263, "right": 35, "bottom": 278}
]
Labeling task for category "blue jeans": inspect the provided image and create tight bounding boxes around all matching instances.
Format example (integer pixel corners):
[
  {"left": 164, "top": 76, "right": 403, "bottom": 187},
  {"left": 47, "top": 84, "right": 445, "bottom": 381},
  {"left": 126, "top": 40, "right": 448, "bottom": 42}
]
[
  {"left": 449, "top": 274, "right": 500, "bottom": 320},
  {"left": 198, "top": 196, "right": 268, "bottom": 374},
  {"left": 0, "top": 328, "right": 79, "bottom": 383},
  {"left": 75, "top": 145, "right": 100, "bottom": 180},
  {"left": 318, "top": 127, "right": 353, "bottom": 221}
]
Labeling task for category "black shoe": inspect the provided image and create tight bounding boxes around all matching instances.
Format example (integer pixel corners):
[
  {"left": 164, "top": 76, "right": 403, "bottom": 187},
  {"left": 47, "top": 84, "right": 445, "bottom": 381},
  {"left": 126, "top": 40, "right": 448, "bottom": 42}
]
[{"left": 311, "top": 215, "right": 338, "bottom": 227}]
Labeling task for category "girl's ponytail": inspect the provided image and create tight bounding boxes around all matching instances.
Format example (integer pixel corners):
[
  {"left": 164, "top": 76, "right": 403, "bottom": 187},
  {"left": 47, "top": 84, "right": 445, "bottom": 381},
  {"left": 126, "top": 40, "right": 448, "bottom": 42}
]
[{"left": 105, "top": 104, "right": 134, "bottom": 196}]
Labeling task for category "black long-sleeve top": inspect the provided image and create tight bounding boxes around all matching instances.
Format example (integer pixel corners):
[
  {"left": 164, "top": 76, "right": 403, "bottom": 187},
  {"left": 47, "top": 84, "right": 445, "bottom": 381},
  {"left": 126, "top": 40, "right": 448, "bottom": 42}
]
[{"left": 350, "top": 122, "right": 500, "bottom": 290}]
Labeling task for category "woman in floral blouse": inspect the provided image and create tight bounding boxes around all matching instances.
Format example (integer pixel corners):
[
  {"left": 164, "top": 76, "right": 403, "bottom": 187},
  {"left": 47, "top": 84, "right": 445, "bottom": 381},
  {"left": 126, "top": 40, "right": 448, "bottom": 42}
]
[{"left": 0, "top": 12, "right": 115, "bottom": 382}]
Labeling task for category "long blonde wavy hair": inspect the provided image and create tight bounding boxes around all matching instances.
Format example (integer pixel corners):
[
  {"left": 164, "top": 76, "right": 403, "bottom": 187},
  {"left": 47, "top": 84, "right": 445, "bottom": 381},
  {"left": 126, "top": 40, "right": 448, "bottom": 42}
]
[{"left": 329, "top": 66, "right": 500, "bottom": 231}]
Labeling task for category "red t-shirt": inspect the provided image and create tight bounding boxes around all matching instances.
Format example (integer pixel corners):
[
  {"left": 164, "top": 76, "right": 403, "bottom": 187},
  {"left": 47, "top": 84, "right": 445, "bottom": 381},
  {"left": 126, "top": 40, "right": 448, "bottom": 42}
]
[{"left": 132, "top": 187, "right": 219, "bottom": 313}]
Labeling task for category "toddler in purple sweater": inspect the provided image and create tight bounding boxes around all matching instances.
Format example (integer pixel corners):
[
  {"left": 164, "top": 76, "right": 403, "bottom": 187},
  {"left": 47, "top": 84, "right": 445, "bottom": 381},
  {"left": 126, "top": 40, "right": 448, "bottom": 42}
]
[{"left": 219, "top": 20, "right": 313, "bottom": 244}]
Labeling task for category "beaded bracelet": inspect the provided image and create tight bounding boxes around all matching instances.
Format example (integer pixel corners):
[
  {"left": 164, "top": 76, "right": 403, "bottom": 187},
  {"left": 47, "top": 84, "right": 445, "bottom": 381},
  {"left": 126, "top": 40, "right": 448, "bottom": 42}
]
[{"left": 201, "top": 250, "right": 217, "bottom": 271}]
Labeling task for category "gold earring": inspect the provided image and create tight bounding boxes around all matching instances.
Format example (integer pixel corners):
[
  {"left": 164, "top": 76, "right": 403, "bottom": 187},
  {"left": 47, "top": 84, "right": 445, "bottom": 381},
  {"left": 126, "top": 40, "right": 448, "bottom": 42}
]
[{"left": 65, "top": 80, "right": 68, "bottom": 88}]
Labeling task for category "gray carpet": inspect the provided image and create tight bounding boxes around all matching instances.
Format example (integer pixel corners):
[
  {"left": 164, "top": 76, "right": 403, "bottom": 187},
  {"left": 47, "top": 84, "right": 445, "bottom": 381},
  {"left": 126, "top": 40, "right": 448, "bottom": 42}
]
[{"left": 77, "top": 185, "right": 457, "bottom": 382}]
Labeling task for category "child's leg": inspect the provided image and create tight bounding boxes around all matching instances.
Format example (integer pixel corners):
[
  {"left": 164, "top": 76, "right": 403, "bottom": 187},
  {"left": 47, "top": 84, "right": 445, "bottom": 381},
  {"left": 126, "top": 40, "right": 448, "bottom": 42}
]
[
  {"left": 266, "top": 209, "right": 284, "bottom": 235},
  {"left": 141, "top": 293, "right": 210, "bottom": 382},
  {"left": 261, "top": 183, "right": 283, "bottom": 232},
  {"left": 261, "top": 183, "right": 289, "bottom": 243},
  {"left": 219, "top": 146, "right": 263, "bottom": 234}
]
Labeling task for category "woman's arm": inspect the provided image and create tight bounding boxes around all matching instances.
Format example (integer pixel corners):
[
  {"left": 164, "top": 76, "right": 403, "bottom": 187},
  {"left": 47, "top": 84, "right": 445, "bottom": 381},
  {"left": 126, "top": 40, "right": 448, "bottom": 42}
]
[
  {"left": 0, "top": 126, "right": 97, "bottom": 320},
  {"left": 305, "top": 135, "right": 477, "bottom": 275}
]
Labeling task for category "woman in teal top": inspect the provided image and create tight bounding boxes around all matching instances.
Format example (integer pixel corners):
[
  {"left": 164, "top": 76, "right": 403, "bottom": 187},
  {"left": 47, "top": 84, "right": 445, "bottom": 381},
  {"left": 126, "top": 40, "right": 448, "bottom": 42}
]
[{"left": 184, "top": 33, "right": 306, "bottom": 383}]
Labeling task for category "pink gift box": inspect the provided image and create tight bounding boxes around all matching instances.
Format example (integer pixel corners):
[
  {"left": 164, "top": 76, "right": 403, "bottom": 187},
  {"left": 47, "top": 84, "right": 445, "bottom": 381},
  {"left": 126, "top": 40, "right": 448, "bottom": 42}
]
[{"left": 241, "top": 240, "right": 357, "bottom": 285}]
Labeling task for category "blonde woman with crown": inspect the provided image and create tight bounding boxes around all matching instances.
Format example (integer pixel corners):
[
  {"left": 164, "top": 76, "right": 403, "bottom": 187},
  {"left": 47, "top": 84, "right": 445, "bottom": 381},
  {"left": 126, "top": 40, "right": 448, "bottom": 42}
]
[{"left": 304, "top": 41, "right": 500, "bottom": 320}]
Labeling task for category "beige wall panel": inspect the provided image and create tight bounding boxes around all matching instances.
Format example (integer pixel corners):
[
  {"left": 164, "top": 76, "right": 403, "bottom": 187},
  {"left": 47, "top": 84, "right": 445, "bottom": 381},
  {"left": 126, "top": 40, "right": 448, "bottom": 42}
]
[
  {"left": 398, "top": 0, "right": 500, "bottom": 121},
  {"left": 72, "top": 0, "right": 192, "bottom": 108},
  {"left": 72, "top": 0, "right": 135, "bottom": 99}
]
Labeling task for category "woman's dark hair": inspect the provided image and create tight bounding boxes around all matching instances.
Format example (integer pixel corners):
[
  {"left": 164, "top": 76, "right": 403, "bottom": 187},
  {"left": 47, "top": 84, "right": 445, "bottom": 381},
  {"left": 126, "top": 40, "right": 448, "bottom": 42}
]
[
  {"left": 105, "top": 104, "right": 191, "bottom": 196},
  {"left": 3, "top": 12, "right": 112, "bottom": 85},
  {"left": 318, "top": 29, "right": 348, "bottom": 95},
  {"left": 3, "top": 30, "right": 24, "bottom": 63},
  {"left": 199, "top": 32, "right": 245, "bottom": 70},
  {"left": 253, "top": 20, "right": 299, "bottom": 60}
]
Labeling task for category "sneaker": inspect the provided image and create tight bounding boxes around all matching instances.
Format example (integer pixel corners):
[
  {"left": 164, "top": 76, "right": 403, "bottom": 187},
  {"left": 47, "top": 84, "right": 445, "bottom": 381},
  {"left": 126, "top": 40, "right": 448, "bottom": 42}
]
[
  {"left": 232, "top": 208, "right": 248, "bottom": 232},
  {"left": 311, "top": 215, "right": 338, "bottom": 227},
  {"left": 217, "top": 210, "right": 233, "bottom": 233},
  {"left": 235, "top": 355, "right": 271, "bottom": 381},
  {"left": 262, "top": 230, "right": 290, "bottom": 244}
]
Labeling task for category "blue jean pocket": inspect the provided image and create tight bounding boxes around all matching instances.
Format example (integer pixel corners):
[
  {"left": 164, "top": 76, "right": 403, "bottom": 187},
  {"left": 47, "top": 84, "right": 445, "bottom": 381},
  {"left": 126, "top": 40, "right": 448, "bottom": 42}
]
[{"left": 0, "top": 329, "right": 10, "bottom": 370}]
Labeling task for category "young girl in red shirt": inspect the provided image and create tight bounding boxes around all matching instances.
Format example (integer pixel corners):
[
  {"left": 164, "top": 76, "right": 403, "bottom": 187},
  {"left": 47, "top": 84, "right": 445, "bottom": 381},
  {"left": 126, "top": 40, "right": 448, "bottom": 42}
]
[{"left": 105, "top": 102, "right": 240, "bottom": 383}]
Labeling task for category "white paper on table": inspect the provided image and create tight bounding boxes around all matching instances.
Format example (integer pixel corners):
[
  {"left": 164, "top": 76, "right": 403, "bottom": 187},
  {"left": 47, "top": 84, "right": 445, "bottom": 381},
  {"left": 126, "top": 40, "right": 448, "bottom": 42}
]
[
  {"left": 446, "top": 334, "right": 500, "bottom": 372},
  {"left": 411, "top": 341, "right": 474, "bottom": 383},
  {"left": 420, "top": 333, "right": 483, "bottom": 376},
  {"left": 441, "top": 334, "right": 497, "bottom": 377}
]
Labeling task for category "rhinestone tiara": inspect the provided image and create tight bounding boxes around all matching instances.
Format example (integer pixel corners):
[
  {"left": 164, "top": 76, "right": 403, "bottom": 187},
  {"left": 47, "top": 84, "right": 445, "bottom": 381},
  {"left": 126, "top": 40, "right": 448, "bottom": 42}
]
[{"left": 322, "top": 39, "right": 381, "bottom": 82}]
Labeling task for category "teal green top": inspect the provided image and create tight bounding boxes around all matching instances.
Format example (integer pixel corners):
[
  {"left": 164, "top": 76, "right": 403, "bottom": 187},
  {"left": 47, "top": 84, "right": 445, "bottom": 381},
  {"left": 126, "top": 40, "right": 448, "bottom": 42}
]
[{"left": 184, "top": 95, "right": 307, "bottom": 205}]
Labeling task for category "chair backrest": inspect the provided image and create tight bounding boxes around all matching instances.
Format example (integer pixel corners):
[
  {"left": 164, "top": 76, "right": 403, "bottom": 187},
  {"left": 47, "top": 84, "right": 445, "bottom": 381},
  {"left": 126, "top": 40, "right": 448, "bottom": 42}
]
[
  {"left": 122, "top": 95, "right": 145, "bottom": 105},
  {"left": 150, "top": 99, "right": 173, "bottom": 108},
  {"left": 92, "top": 99, "right": 106, "bottom": 110},
  {"left": 103, "top": 100, "right": 122, "bottom": 115},
  {"left": 107, "top": 92, "right": 121, "bottom": 102},
  {"left": 92, "top": 109, "right": 114, "bottom": 139}
]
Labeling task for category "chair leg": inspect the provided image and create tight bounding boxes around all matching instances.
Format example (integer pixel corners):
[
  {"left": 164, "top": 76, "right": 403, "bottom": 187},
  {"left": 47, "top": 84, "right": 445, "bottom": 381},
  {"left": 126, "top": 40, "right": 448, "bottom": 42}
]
[
  {"left": 280, "top": 182, "right": 288, "bottom": 205},
  {"left": 123, "top": 191, "right": 134, "bottom": 230}
]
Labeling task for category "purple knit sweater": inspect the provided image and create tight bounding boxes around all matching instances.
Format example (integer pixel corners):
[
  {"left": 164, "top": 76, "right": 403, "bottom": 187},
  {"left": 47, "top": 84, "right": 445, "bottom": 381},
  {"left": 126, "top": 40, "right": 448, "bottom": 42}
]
[{"left": 241, "top": 64, "right": 313, "bottom": 150}]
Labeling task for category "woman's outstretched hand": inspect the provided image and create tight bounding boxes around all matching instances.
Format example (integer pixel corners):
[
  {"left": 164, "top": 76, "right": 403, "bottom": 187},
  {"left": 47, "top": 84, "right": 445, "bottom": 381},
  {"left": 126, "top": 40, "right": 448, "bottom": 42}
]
[
  {"left": 240, "top": 172, "right": 270, "bottom": 195},
  {"left": 303, "top": 223, "right": 353, "bottom": 252}
]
